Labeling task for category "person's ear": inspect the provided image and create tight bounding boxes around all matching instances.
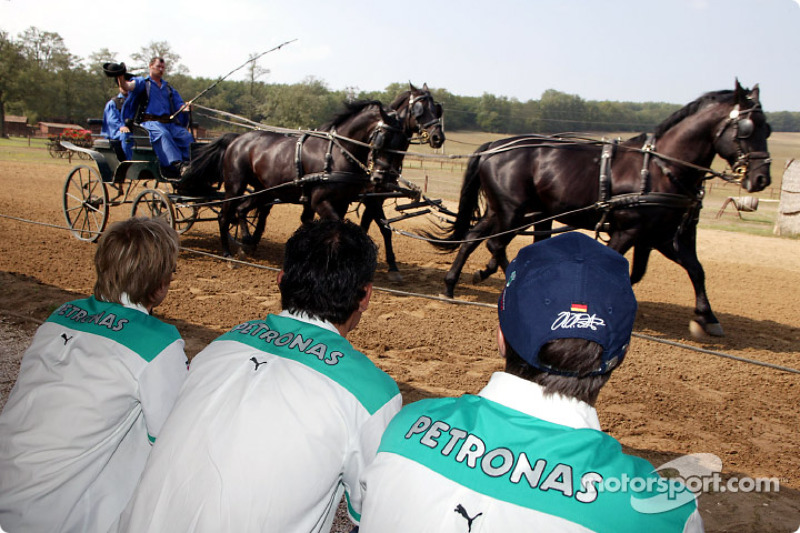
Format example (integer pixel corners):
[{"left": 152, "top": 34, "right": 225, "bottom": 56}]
[
  {"left": 276, "top": 270, "right": 284, "bottom": 285},
  {"left": 359, "top": 284, "right": 373, "bottom": 313}
]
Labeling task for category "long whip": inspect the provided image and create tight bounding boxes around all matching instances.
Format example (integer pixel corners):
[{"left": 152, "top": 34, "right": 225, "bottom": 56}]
[{"left": 170, "top": 39, "right": 298, "bottom": 120}]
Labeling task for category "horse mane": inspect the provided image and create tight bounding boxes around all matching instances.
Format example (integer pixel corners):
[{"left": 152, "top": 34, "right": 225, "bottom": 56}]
[
  {"left": 321, "top": 99, "right": 383, "bottom": 130},
  {"left": 653, "top": 90, "right": 735, "bottom": 138},
  {"left": 389, "top": 90, "right": 411, "bottom": 110}
]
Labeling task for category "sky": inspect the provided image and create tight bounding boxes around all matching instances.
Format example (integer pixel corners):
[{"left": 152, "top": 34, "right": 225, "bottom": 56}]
[{"left": 3, "top": 0, "right": 799, "bottom": 111}]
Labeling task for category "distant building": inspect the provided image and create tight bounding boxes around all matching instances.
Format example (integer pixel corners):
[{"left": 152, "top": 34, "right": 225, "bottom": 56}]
[
  {"left": 37, "top": 122, "right": 85, "bottom": 138},
  {"left": 4, "top": 115, "right": 30, "bottom": 137}
]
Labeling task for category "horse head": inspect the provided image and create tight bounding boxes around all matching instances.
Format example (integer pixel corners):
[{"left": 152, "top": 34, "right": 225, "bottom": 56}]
[
  {"left": 392, "top": 82, "right": 445, "bottom": 149},
  {"left": 365, "top": 105, "right": 407, "bottom": 185},
  {"left": 712, "top": 81, "right": 772, "bottom": 192}
]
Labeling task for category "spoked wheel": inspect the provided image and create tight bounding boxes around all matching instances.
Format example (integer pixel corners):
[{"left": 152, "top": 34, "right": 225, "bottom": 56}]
[
  {"left": 172, "top": 202, "right": 198, "bottom": 234},
  {"left": 131, "top": 189, "right": 175, "bottom": 228},
  {"left": 62, "top": 165, "right": 109, "bottom": 242},
  {"left": 48, "top": 143, "right": 61, "bottom": 159},
  {"left": 230, "top": 205, "right": 262, "bottom": 251}
]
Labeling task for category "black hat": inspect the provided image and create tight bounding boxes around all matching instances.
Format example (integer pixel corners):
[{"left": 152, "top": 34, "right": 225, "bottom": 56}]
[{"left": 102, "top": 62, "right": 133, "bottom": 80}]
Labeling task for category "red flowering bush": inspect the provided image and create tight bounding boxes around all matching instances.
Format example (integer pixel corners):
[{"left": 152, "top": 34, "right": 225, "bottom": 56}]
[{"left": 60, "top": 128, "right": 93, "bottom": 148}]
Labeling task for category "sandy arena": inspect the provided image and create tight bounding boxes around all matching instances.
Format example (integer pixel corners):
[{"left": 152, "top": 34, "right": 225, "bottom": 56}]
[{"left": 0, "top": 159, "right": 799, "bottom": 532}]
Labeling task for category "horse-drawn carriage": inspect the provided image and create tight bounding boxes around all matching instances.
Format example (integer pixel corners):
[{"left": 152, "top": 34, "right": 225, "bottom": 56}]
[
  {"left": 60, "top": 134, "right": 221, "bottom": 242},
  {"left": 60, "top": 84, "right": 445, "bottom": 261}
]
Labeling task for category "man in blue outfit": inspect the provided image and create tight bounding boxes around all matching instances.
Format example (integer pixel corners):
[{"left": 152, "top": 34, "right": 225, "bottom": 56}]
[
  {"left": 359, "top": 232, "right": 704, "bottom": 532},
  {"left": 102, "top": 85, "right": 133, "bottom": 162},
  {"left": 118, "top": 57, "right": 194, "bottom": 179}
]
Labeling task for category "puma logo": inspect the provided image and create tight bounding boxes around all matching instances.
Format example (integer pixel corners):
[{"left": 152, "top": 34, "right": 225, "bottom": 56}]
[
  {"left": 454, "top": 504, "right": 483, "bottom": 532},
  {"left": 61, "top": 333, "right": 73, "bottom": 345},
  {"left": 250, "top": 357, "right": 269, "bottom": 371}
]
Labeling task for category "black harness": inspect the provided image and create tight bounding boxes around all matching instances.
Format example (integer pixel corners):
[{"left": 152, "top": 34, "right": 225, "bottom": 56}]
[
  {"left": 594, "top": 135, "right": 701, "bottom": 243},
  {"left": 291, "top": 118, "right": 403, "bottom": 203}
]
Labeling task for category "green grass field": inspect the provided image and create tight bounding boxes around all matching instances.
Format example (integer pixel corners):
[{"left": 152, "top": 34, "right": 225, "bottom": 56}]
[{"left": 2, "top": 130, "right": 798, "bottom": 238}]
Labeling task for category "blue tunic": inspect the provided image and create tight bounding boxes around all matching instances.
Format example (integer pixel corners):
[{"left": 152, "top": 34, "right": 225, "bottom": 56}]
[
  {"left": 122, "top": 76, "right": 194, "bottom": 166},
  {"left": 102, "top": 93, "right": 132, "bottom": 160}
]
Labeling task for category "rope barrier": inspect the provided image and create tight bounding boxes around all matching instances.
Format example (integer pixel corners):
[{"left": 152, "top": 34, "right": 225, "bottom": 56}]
[{"left": 2, "top": 212, "right": 797, "bottom": 375}]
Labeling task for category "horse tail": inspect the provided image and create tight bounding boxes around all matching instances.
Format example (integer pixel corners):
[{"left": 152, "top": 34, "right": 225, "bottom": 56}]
[
  {"left": 184, "top": 132, "right": 240, "bottom": 188},
  {"left": 424, "top": 144, "right": 488, "bottom": 251}
]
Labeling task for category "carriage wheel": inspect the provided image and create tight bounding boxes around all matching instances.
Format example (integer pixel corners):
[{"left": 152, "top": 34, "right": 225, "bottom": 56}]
[
  {"left": 173, "top": 202, "right": 198, "bottom": 234},
  {"left": 62, "top": 165, "right": 109, "bottom": 242},
  {"left": 48, "top": 143, "right": 60, "bottom": 158},
  {"left": 230, "top": 205, "right": 262, "bottom": 252},
  {"left": 131, "top": 189, "right": 175, "bottom": 229}
]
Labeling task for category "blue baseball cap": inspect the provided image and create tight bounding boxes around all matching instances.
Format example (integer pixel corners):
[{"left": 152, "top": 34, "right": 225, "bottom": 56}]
[{"left": 498, "top": 232, "right": 638, "bottom": 376}]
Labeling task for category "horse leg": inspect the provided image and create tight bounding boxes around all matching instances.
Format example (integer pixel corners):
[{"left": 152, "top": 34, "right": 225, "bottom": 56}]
[
  {"left": 630, "top": 245, "right": 652, "bottom": 285},
  {"left": 300, "top": 204, "right": 315, "bottom": 224},
  {"left": 251, "top": 204, "right": 270, "bottom": 246},
  {"left": 473, "top": 233, "right": 513, "bottom": 284},
  {"left": 241, "top": 203, "right": 271, "bottom": 252},
  {"left": 443, "top": 216, "right": 496, "bottom": 298},
  {"left": 218, "top": 201, "right": 237, "bottom": 257},
  {"left": 653, "top": 229, "right": 723, "bottom": 338},
  {"left": 363, "top": 200, "right": 401, "bottom": 282},
  {"left": 475, "top": 219, "right": 552, "bottom": 283}
]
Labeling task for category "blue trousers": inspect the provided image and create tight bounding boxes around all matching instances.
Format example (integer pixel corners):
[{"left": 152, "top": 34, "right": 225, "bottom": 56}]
[
  {"left": 119, "top": 131, "right": 133, "bottom": 160},
  {"left": 142, "top": 121, "right": 194, "bottom": 166}
]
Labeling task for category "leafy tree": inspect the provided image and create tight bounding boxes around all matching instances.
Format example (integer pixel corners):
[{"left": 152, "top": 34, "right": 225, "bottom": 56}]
[
  {"left": 260, "top": 77, "right": 342, "bottom": 129},
  {"left": 765, "top": 111, "right": 800, "bottom": 132},
  {"left": 243, "top": 53, "right": 270, "bottom": 120},
  {"left": 131, "top": 41, "right": 188, "bottom": 75},
  {"left": 0, "top": 31, "right": 26, "bottom": 136},
  {"left": 86, "top": 48, "right": 120, "bottom": 74},
  {"left": 539, "top": 89, "right": 587, "bottom": 133},
  {"left": 17, "top": 26, "right": 71, "bottom": 72}
]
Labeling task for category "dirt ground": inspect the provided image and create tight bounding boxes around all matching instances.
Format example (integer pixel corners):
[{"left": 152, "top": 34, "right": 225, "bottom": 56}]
[{"left": 1, "top": 160, "right": 799, "bottom": 532}]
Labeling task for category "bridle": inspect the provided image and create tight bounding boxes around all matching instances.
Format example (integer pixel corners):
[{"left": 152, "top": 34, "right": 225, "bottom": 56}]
[
  {"left": 365, "top": 116, "right": 405, "bottom": 184},
  {"left": 713, "top": 102, "right": 772, "bottom": 181},
  {"left": 407, "top": 93, "right": 443, "bottom": 144}
]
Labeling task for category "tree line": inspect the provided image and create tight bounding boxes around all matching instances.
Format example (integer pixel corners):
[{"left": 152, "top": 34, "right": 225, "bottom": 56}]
[{"left": 3, "top": 26, "right": 800, "bottom": 138}]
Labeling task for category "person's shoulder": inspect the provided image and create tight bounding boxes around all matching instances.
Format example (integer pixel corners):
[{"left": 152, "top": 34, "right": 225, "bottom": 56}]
[{"left": 48, "top": 297, "right": 181, "bottom": 358}]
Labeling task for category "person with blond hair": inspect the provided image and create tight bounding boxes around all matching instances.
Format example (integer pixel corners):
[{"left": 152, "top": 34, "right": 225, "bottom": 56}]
[{"left": 0, "top": 217, "right": 188, "bottom": 533}]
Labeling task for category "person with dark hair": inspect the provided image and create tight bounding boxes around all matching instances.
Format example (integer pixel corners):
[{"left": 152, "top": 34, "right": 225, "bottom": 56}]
[
  {"left": 117, "top": 57, "right": 194, "bottom": 179},
  {"left": 0, "top": 217, "right": 188, "bottom": 533},
  {"left": 116, "top": 219, "right": 402, "bottom": 533},
  {"left": 359, "top": 232, "right": 704, "bottom": 532}
]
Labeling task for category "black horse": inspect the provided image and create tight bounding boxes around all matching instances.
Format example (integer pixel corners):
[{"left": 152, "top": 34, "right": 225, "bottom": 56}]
[
  {"left": 183, "top": 100, "right": 407, "bottom": 256},
  {"left": 430, "top": 81, "right": 771, "bottom": 337},
  {"left": 359, "top": 83, "right": 445, "bottom": 281}
]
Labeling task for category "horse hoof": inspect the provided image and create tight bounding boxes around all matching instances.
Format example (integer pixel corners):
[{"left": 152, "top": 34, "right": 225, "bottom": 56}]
[
  {"left": 387, "top": 271, "right": 403, "bottom": 283},
  {"left": 689, "top": 320, "right": 725, "bottom": 339},
  {"left": 472, "top": 271, "right": 484, "bottom": 284},
  {"left": 438, "top": 292, "right": 454, "bottom": 300}
]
